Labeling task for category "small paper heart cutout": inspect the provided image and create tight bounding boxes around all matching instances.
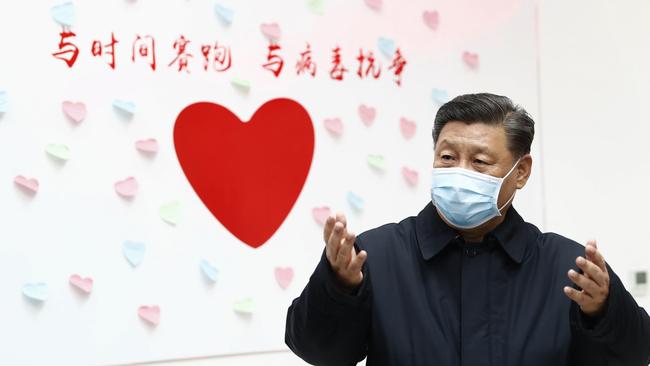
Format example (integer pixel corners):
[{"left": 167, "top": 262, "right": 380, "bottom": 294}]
[
  {"left": 50, "top": 2, "right": 75, "bottom": 27},
  {"left": 159, "top": 201, "right": 181, "bottom": 225},
  {"left": 69, "top": 274, "right": 93, "bottom": 294},
  {"left": 423, "top": 11, "right": 439, "bottom": 30},
  {"left": 463, "top": 51, "right": 479, "bottom": 69},
  {"left": 312, "top": 206, "right": 331, "bottom": 226},
  {"left": 14, "top": 175, "right": 39, "bottom": 194},
  {"left": 214, "top": 3, "right": 234, "bottom": 25},
  {"left": 365, "top": 0, "right": 382, "bottom": 11},
  {"left": 135, "top": 139, "right": 159, "bottom": 154},
  {"left": 200, "top": 260, "right": 219, "bottom": 282},
  {"left": 378, "top": 37, "right": 396, "bottom": 58},
  {"left": 367, "top": 154, "right": 386, "bottom": 171},
  {"left": 402, "top": 166, "right": 419, "bottom": 187},
  {"left": 123, "top": 240, "right": 146, "bottom": 267},
  {"left": 400, "top": 118, "right": 417, "bottom": 139},
  {"left": 347, "top": 192, "right": 364, "bottom": 211},
  {"left": 260, "top": 23, "right": 281, "bottom": 41},
  {"left": 275, "top": 267, "right": 294, "bottom": 289},
  {"left": 113, "top": 99, "right": 136, "bottom": 115},
  {"left": 138, "top": 305, "right": 160, "bottom": 325},
  {"left": 0, "top": 91, "right": 8, "bottom": 113},
  {"left": 23, "top": 282, "right": 48, "bottom": 302},
  {"left": 114, "top": 177, "right": 138, "bottom": 198},
  {"left": 46, "top": 143, "right": 71, "bottom": 161},
  {"left": 358, "top": 104, "right": 376, "bottom": 126},
  {"left": 432, "top": 88, "right": 449, "bottom": 105},
  {"left": 324, "top": 118, "right": 343, "bottom": 137},
  {"left": 62, "top": 101, "right": 87, "bottom": 123},
  {"left": 233, "top": 298, "right": 255, "bottom": 315}
]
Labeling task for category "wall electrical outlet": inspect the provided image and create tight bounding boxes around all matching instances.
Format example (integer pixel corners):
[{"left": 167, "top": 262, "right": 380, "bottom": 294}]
[{"left": 630, "top": 270, "right": 648, "bottom": 297}]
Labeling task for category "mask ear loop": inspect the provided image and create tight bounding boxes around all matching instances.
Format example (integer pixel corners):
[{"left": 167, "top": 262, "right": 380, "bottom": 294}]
[{"left": 497, "top": 156, "right": 523, "bottom": 213}]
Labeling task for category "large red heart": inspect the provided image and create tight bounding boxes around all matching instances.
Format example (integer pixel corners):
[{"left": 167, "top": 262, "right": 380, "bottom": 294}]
[{"left": 174, "top": 98, "right": 314, "bottom": 249}]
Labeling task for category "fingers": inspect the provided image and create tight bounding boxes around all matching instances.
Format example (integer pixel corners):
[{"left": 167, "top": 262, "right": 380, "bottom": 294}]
[
  {"left": 336, "top": 212, "right": 347, "bottom": 229},
  {"left": 568, "top": 269, "right": 600, "bottom": 295},
  {"left": 323, "top": 213, "right": 347, "bottom": 243},
  {"left": 575, "top": 256, "right": 607, "bottom": 287},
  {"left": 349, "top": 249, "right": 368, "bottom": 273},
  {"left": 563, "top": 286, "right": 593, "bottom": 306},
  {"left": 335, "top": 230, "right": 356, "bottom": 269},
  {"left": 323, "top": 216, "right": 335, "bottom": 243},
  {"left": 326, "top": 222, "right": 346, "bottom": 263},
  {"left": 564, "top": 240, "right": 610, "bottom": 315},
  {"left": 585, "top": 242, "right": 607, "bottom": 274},
  {"left": 323, "top": 212, "right": 348, "bottom": 258}
]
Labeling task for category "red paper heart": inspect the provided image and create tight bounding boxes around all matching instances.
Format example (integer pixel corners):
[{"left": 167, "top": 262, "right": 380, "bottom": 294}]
[{"left": 174, "top": 98, "right": 314, "bottom": 249}]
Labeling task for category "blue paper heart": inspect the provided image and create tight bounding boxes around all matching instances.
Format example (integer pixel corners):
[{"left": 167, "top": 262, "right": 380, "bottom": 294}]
[
  {"left": 377, "top": 37, "right": 396, "bottom": 58},
  {"left": 200, "top": 259, "right": 219, "bottom": 282},
  {"left": 0, "top": 91, "right": 7, "bottom": 113},
  {"left": 214, "top": 4, "right": 234, "bottom": 25},
  {"left": 23, "top": 282, "right": 48, "bottom": 302},
  {"left": 431, "top": 88, "right": 449, "bottom": 105},
  {"left": 113, "top": 99, "right": 136, "bottom": 115},
  {"left": 347, "top": 192, "right": 365, "bottom": 211},
  {"left": 123, "top": 240, "right": 146, "bottom": 267},
  {"left": 50, "top": 2, "right": 75, "bottom": 27}
]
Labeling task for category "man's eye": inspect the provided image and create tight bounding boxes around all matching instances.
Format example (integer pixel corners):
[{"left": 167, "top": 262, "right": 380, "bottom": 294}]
[
  {"left": 474, "top": 159, "right": 486, "bottom": 165},
  {"left": 441, "top": 155, "right": 454, "bottom": 161}
]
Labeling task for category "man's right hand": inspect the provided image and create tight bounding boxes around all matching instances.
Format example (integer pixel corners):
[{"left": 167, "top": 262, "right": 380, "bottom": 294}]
[{"left": 324, "top": 213, "right": 368, "bottom": 290}]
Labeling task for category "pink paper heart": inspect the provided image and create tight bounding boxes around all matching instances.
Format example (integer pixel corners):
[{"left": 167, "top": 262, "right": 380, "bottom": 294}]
[
  {"left": 358, "top": 104, "right": 376, "bottom": 126},
  {"left": 114, "top": 177, "right": 138, "bottom": 198},
  {"left": 400, "top": 117, "right": 416, "bottom": 139},
  {"left": 260, "top": 23, "right": 281, "bottom": 41},
  {"left": 312, "top": 206, "right": 331, "bottom": 226},
  {"left": 138, "top": 305, "right": 160, "bottom": 325},
  {"left": 69, "top": 274, "right": 93, "bottom": 294},
  {"left": 324, "top": 118, "right": 343, "bottom": 137},
  {"left": 402, "top": 166, "right": 419, "bottom": 187},
  {"left": 135, "top": 138, "right": 159, "bottom": 154},
  {"left": 463, "top": 51, "right": 479, "bottom": 69},
  {"left": 275, "top": 267, "right": 294, "bottom": 290},
  {"left": 365, "top": 0, "right": 382, "bottom": 11},
  {"left": 423, "top": 10, "right": 439, "bottom": 30},
  {"left": 14, "top": 175, "right": 39, "bottom": 194},
  {"left": 62, "top": 101, "right": 87, "bottom": 123}
]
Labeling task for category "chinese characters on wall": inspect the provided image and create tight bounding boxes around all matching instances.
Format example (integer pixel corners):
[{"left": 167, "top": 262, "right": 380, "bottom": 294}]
[{"left": 52, "top": 30, "right": 407, "bottom": 86}]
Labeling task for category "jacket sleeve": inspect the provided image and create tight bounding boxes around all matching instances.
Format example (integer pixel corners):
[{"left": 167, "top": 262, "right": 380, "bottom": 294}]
[
  {"left": 570, "top": 264, "right": 650, "bottom": 365},
  {"left": 285, "top": 241, "right": 372, "bottom": 366}
]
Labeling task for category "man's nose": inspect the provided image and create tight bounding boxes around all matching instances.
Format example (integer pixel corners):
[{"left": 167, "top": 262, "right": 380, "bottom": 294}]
[{"left": 458, "top": 159, "right": 473, "bottom": 171}]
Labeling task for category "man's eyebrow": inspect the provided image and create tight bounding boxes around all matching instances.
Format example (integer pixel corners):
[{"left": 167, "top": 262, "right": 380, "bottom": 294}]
[{"left": 437, "top": 138, "right": 493, "bottom": 154}]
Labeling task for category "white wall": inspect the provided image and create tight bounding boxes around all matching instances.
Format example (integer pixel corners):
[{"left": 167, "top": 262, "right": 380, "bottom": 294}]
[{"left": 537, "top": 0, "right": 650, "bottom": 311}]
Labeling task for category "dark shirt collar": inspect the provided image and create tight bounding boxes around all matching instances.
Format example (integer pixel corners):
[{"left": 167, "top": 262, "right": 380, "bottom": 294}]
[{"left": 415, "top": 202, "right": 529, "bottom": 264}]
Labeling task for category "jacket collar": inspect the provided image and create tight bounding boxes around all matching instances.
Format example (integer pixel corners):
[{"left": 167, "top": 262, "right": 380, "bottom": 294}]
[{"left": 415, "top": 202, "right": 529, "bottom": 264}]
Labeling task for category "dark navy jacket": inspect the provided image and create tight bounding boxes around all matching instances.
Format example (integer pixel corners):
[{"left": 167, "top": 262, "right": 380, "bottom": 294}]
[{"left": 286, "top": 203, "right": 650, "bottom": 365}]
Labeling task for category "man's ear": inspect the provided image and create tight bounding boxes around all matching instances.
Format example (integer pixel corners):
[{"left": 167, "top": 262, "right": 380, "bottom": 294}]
[{"left": 515, "top": 154, "right": 532, "bottom": 189}]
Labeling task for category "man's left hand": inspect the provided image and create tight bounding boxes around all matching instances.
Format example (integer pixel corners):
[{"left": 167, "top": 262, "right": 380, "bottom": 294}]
[{"left": 563, "top": 239, "right": 610, "bottom": 317}]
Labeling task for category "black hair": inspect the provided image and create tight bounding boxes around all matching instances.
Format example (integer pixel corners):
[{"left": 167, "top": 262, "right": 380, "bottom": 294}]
[{"left": 433, "top": 93, "right": 535, "bottom": 158}]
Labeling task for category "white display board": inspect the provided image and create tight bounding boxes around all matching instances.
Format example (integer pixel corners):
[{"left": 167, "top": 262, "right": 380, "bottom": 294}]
[{"left": 0, "top": 0, "right": 544, "bottom": 365}]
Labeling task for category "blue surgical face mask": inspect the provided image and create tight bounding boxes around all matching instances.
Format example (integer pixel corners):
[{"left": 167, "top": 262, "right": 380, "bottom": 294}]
[{"left": 430, "top": 158, "right": 521, "bottom": 230}]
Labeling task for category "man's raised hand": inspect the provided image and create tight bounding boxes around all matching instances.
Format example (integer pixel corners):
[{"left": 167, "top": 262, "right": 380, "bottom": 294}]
[{"left": 323, "top": 213, "right": 368, "bottom": 289}]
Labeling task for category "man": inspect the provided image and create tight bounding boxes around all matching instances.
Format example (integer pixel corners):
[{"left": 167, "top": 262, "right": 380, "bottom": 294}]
[{"left": 285, "top": 93, "right": 650, "bottom": 365}]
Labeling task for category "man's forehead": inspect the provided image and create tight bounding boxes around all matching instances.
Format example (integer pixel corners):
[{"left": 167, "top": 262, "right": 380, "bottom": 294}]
[{"left": 436, "top": 121, "right": 506, "bottom": 151}]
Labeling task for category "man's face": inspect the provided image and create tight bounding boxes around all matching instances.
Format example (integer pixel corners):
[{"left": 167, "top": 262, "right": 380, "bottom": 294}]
[{"left": 433, "top": 121, "right": 531, "bottom": 217}]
